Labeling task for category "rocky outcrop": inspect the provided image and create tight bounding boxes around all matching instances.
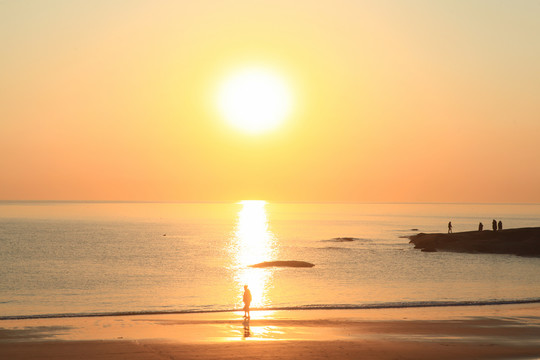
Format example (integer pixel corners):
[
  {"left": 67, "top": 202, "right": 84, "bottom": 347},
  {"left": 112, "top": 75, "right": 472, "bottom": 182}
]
[
  {"left": 409, "top": 227, "right": 540, "bottom": 257},
  {"left": 248, "top": 260, "right": 315, "bottom": 268},
  {"left": 324, "top": 237, "right": 367, "bottom": 242}
]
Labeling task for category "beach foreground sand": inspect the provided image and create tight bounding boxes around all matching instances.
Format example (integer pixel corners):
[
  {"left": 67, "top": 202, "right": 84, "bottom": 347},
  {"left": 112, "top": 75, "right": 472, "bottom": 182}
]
[{"left": 1, "top": 305, "right": 540, "bottom": 359}]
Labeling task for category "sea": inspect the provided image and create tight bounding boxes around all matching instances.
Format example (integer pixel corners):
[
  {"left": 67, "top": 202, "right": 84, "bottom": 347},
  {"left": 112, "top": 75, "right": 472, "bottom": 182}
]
[{"left": 1, "top": 201, "right": 540, "bottom": 320}]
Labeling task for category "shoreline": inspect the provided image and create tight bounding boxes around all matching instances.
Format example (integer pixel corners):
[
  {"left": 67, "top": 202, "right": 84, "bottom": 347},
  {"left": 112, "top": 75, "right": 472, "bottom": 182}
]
[
  {"left": 1, "top": 304, "right": 540, "bottom": 359},
  {"left": 4, "top": 298, "right": 540, "bottom": 322}
]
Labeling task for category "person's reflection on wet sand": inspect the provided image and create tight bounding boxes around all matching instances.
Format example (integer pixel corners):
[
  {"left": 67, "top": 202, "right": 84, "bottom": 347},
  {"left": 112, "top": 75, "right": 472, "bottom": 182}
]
[{"left": 242, "top": 317, "right": 250, "bottom": 338}]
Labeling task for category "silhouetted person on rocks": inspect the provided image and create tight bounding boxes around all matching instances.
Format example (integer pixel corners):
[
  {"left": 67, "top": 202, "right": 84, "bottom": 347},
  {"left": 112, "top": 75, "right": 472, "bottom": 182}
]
[
  {"left": 478, "top": 222, "right": 483, "bottom": 231},
  {"left": 448, "top": 221, "right": 452, "bottom": 233},
  {"left": 492, "top": 219, "right": 497, "bottom": 231},
  {"left": 243, "top": 285, "right": 252, "bottom": 319},
  {"left": 498, "top": 220, "right": 503, "bottom": 231}
]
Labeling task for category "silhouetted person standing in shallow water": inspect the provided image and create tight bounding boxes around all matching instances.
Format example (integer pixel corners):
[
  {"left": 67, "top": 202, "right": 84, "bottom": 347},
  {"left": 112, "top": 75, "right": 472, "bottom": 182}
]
[
  {"left": 448, "top": 221, "right": 452, "bottom": 233},
  {"left": 492, "top": 219, "right": 497, "bottom": 231},
  {"left": 243, "top": 285, "right": 252, "bottom": 318},
  {"left": 478, "top": 222, "right": 483, "bottom": 231},
  {"left": 498, "top": 220, "right": 503, "bottom": 231}
]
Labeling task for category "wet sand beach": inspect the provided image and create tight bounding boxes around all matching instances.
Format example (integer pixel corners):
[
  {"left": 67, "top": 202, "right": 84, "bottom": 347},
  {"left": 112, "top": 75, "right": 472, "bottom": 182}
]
[{"left": 1, "top": 304, "right": 540, "bottom": 360}]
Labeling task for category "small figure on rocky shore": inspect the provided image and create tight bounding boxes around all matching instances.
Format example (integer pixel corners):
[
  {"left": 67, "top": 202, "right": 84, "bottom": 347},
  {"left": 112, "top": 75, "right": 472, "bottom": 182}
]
[
  {"left": 448, "top": 221, "right": 452, "bottom": 233},
  {"left": 478, "top": 222, "right": 483, "bottom": 231},
  {"left": 492, "top": 219, "right": 497, "bottom": 231},
  {"left": 498, "top": 220, "right": 503, "bottom": 231}
]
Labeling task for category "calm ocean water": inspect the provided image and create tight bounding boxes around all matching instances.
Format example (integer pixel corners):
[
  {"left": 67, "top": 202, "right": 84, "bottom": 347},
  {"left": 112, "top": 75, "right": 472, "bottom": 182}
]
[{"left": 1, "top": 201, "right": 540, "bottom": 319}]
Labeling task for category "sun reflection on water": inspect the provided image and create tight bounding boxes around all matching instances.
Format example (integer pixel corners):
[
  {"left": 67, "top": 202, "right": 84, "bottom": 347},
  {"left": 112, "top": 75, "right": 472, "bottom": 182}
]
[{"left": 232, "top": 200, "right": 276, "bottom": 309}]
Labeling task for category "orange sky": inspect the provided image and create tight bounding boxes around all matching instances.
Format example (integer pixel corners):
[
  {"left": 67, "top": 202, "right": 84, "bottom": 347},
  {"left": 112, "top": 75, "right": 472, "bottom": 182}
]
[{"left": 1, "top": 1, "right": 540, "bottom": 203}]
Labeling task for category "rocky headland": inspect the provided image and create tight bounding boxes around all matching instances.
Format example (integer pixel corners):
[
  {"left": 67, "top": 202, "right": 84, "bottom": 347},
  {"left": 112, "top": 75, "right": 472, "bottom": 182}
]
[{"left": 409, "top": 227, "right": 540, "bottom": 257}]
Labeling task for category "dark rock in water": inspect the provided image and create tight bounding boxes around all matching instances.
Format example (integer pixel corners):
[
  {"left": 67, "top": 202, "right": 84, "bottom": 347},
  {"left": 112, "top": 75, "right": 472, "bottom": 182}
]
[
  {"left": 411, "top": 228, "right": 419, "bottom": 231},
  {"left": 334, "top": 237, "right": 355, "bottom": 242},
  {"left": 327, "top": 237, "right": 360, "bottom": 242},
  {"left": 249, "top": 260, "right": 315, "bottom": 268},
  {"left": 408, "top": 227, "right": 540, "bottom": 257}
]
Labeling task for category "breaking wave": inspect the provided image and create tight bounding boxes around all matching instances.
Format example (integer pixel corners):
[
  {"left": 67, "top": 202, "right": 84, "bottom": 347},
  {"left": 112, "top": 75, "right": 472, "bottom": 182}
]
[{"left": 3, "top": 297, "right": 540, "bottom": 321}]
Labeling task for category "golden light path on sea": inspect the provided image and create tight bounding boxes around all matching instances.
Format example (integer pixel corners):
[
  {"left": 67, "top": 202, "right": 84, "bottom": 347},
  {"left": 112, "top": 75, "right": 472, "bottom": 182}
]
[{"left": 231, "top": 200, "right": 276, "bottom": 309}]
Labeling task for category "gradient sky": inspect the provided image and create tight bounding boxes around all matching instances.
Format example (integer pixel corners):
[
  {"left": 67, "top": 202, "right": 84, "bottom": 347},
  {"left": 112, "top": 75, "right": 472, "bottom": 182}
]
[{"left": 2, "top": 1, "right": 540, "bottom": 203}]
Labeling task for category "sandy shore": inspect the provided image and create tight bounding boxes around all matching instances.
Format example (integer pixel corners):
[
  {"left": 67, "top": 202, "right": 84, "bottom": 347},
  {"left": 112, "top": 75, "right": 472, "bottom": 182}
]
[{"left": 1, "top": 304, "right": 540, "bottom": 359}]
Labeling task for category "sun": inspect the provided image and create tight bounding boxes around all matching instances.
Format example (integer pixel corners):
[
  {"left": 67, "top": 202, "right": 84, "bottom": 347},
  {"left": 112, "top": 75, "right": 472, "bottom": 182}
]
[{"left": 217, "top": 67, "right": 293, "bottom": 134}]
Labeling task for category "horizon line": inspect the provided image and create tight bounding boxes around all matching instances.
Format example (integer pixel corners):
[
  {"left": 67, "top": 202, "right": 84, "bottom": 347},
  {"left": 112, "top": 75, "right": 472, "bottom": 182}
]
[{"left": 1, "top": 200, "right": 540, "bottom": 206}]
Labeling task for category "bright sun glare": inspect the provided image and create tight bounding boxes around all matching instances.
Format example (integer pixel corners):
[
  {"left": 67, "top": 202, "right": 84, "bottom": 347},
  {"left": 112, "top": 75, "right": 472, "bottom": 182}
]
[{"left": 217, "top": 67, "right": 293, "bottom": 134}]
